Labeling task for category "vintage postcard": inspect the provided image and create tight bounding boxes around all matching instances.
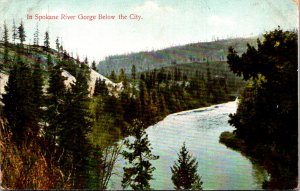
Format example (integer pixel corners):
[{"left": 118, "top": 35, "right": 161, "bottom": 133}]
[{"left": 0, "top": 0, "right": 298, "bottom": 190}]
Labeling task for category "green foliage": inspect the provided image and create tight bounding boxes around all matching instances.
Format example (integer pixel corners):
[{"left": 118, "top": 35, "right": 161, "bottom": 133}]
[
  {"left": 2, "top": 22, "right": 10, "bottom": 71},
  {"left": 131, "top": 64, "right": 136, "bottom": 81},
  {"left": 227, "top": 27, "right": 298, "bottom": 189},
  {"left": 91, "top": 60, "right": 97, "bottom": 71},
  {"left": 32, "top": 58, "right": 44, "bottom": 110},
  {"left": 58, "top": 66, "right": 92, "bottom": 188},
  {"left": 2, "top": 56, "right": 40, "bottom": 146},
  {"left": 3, "top": 22, "right": 9, "bottom": 46},
  {"left": 45, "top": 63, "right": 67, "bottom": 156},
  {"left": 94, "top": 78, "right": 108, "bottom": 97},
  {"left": 18, "top": 21, "right": 26, "bottom": 45},
  {"left": 109, "top": 70, "right": 117, "bottom": 82},
  {"left": 87, "top": 144, "right": 122, "bottom": 189},
  {"left": 171, "top": 142, "right": 203, "bottom": 190},
  {"left": 33, "top": 23, "right": 39, "bottom": 46},
  {"left": 122, "top": 119, "right": 159, "bottom": 190},
  {"left": 12, "top": 20, "right": 17, "bottom": 44},
  {"left": 55, "top": 37, "right": 60, "bottom": 52},
  {"left": 44, "top": 31, "right": 50, "bottom": 50}
]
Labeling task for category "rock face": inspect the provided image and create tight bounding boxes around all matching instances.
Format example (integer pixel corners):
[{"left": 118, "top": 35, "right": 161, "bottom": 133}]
[
  {"left": 89, "top": 69, "right": 123, "bottom": 96},
  {"left": 0, "top": 73, "right": 9, "bottom": 96},
  {"left": 0, "top": 69, "right": 122, "bottom": 98}
]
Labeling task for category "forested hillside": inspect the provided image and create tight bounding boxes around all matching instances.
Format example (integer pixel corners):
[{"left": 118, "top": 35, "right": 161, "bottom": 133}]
[{"left": 97, "top": 37, "right": 258, "bottom": 75}]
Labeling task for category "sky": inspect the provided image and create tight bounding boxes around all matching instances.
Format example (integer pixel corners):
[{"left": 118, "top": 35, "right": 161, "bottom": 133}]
[{"left": 0, "top": 0, "right": 298, "bottom": 63}]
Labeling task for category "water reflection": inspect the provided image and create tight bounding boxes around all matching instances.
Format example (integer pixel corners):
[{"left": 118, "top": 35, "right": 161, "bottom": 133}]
[{"left": 108, "top": 101, "right": 269, "bottom": 190}]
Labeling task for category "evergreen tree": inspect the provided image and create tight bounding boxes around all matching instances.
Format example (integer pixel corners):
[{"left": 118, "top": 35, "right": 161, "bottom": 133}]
[
  {"left": 93, "top": 78, "right": 100, "bottom": 97},
  {"left": 32, "top": 57, "right": 44, "bottom": 117},
  {"left": 18, "top": 21, "right": 26, "bottom": 46},
  {"left": 3, "top": 22, "right": 9, "bottom": 46},
  {"left": 122, "top": 119, "right": 159, "bottom": 190},
  {"left": 2, "top": 56, "right": 39, "bottom": 146},
  {"left": 94, "top": 78, "right": 108, "bottom": 97},
  {"left": 44, "top": 31, "right": 50, "bottom": 50},
  {"left": 109, "top": 70, "right": 117, "bottom": 82},
  {"left": 131, "top": 64, "right": 136, "bottom": 81},
  {"left": 47, "top": 54, "right": 53, "bottom": 71},
  {"left": 12, "top": 19, "right": 17, "bottom": 44},
  {"left": 2, "top": 22, "right": 9, "bottom": 70},
  {"left": 55, "top": 37, "right": 60, "bottom": 52},
  {"left": 33, "top": 23, "right": 39, "bottom": 46},
  {"left": 131, "top": 65, "right": 137, "bottom": 96},
  {"left": 171, "top": 143, "right": 203, "bottom": 190},
  {"left": 91, "top": 60, "right": 97, "bottom": 71},
  {"left": 83, "top": 56, "right": 89, "bottom": 68},
  {"left": 58, "top": 66, "right": 92, "bottom": 188},
  {"left": 139, "top": 80, "right": 151, "bottom": 121},
  {"left": 45, "top": 63, "right": 66, "bottom": 155},
  {"left": 103, "top": 95, "right": 124, "bottom": 124},
  {"left": 119, "top": 68, "right": 126, "bottom": 82},
  {"left": 119, "top": 68, "right": 128, "bottom": 88}
]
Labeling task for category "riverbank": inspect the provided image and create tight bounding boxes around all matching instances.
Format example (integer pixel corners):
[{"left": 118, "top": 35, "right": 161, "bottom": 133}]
[{"left": 219, "top": 131, "right": 298, "bottom": 189}]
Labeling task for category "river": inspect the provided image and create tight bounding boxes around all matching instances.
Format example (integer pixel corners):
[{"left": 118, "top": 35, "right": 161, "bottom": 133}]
[{"left": 108, "top": 100, "right": 269, "bottom": 190}]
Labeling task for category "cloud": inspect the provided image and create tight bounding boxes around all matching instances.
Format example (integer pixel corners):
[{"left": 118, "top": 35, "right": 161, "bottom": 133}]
[{"left": 207, "top": 15, "right": 236, "bottom": 27}]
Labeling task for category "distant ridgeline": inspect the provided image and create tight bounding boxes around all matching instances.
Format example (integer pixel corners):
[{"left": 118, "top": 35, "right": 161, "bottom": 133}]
[{"left": 97, "top": 37, "right": 258, "bottom": 75}]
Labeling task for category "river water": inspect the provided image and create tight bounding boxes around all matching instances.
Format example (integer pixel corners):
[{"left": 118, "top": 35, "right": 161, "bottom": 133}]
[{"left": 108, "top": 100, "right": 269, "bottom": 190}]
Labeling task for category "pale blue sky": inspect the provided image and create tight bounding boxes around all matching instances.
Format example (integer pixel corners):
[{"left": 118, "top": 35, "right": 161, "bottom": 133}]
[{"left": 0, "top": 0, "right": 298, "bottom": 62}]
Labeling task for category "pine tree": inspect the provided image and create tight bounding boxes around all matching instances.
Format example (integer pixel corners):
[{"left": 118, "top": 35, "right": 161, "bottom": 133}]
[
  {"left": 33, "top": 23, "right": 39, "bottom": 46},
  {"left": 44, "top": 31, "right": 50, "bottom": 50},
  {"left": 122, "top": 119, "right": 159, "bottom": 190},
  {"left": 2, "top": 22, "right": 9, "bottom": 70},
  {"left": 47, "top": 54, "right": 53, "bottom": 71},
  {"left": 3, "top": 22, "right": 9, "bottom": 46},
  {"left": 32, "top": 57, "right": 44, "bottom": 118},
  {"left": 12, "top": 19, "right": 17, "bottom": 44},
  {"left": 93, "top": 78, "right": 100, "bottom": 96},
  {"left": 131, "top": 64, "right": 136, "bottom": 81},
  {"left": 119, "top": 68, "right": 128, "bottom": 88},
  {"left": 55, "top": 37, "right": 60, "bottom": 52},
  {"left": 84, "top": 56, "right": 89, "bottom": 67},
  {"left": 18, "top": 21, "right": 26, "bottom": 46},
  {"left": 94, "top": 78, "right": 108, "bottom": 97},
  {"left": 131, "top": 65, "right": 137, "bottom": 96},
  {"left": 109, "top": 70, "right": 117, "bottom": 82},
  {"left": 2, "top": 56, "right": 39, "bottom": 146},
  {"left": 171, "top": 143, "right": 203, "bottom": 190},
  {"left": 45, "top": 63, "right": 66, "bottom": 156},
  {"left": 58, "top": 66, "right": 92, "bottom": 188},
  {"left": 91, "top": 60, "right": 97, "bottom": 71}
]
